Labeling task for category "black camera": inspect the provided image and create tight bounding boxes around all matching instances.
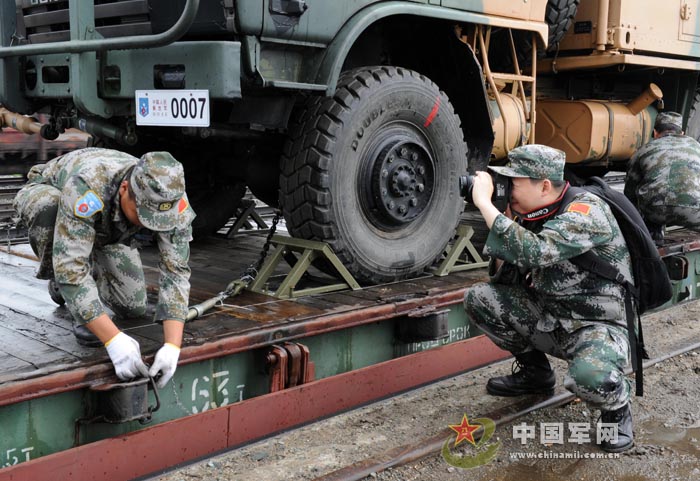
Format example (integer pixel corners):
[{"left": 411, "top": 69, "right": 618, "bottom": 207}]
[{"left": 459, "top": 173, "right": 511, "bottom": 212}]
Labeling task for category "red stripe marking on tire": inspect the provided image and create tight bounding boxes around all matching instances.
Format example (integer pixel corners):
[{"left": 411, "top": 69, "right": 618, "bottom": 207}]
[{"left": 424, "top": 96, "right": 441, "bottom": 127}]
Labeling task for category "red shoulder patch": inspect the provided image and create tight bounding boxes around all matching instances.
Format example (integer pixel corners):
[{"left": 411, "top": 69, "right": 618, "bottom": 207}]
[
  {"left": 567, "top": 203, "right": 591, "bottom": 215},
  {"left": 178, "top": 196, "right": 189, "bottom": 214}
]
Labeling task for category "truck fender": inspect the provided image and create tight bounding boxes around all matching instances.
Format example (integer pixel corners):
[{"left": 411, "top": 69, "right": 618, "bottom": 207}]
[{"left": 314, "top": 1, "right": 548, "bottom": 95}]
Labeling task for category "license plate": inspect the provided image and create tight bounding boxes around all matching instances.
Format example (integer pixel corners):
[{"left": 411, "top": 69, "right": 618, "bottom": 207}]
[{"left": 135, "top": 90, "right": 210, "bottom": 127}]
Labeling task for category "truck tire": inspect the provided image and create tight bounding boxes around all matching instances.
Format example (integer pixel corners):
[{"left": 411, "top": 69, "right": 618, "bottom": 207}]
[
  {"left": 280, "top": 67, "right": 467, "bottom": 284},
  {"left": 189, "top": 181, "right": 247, "bottom": 239},
  {"left": 494, "top": 0, "right": 579, "bottom": 69},
  {"left": 544, "top": 0, "right": 580, "bottom": 51}
]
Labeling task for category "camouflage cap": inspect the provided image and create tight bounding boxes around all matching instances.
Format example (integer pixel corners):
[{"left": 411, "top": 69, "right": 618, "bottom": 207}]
[
  {"left": 488, "top": 144, "right": 565, "bottom": 181},
  {"left": 654, "top": 111, "right": 683, "bottom": 131},
  {"left": 130, "top": 152, "right": 186, "bottom": 231}
]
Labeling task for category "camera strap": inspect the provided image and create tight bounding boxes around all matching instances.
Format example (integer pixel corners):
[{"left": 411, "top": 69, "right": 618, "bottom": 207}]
[{"left": 512, "top": 182, "right": 571, "bottom": 226}]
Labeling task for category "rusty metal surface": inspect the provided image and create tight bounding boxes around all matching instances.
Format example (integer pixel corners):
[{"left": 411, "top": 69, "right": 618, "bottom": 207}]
[
  {"left": 3, "top": 222, "right": 700, "bottom": 406},
  {"left": 658, "top": 229, "right": 700, "bottom": 256},
  {"left": 0, "top": 234, "right": 482, "bottom": 406},
  {"left": 4, "top": 224, "right": 700, "bottom": 407},
  {"left": 0, "top": 408, "right": 230, "bottom": 481},
  {"left": 0, "top": 287, "right": 469, "bottom": 407},
  {"left": 0, "top": 335, "right": 509, "bottom": 481}
]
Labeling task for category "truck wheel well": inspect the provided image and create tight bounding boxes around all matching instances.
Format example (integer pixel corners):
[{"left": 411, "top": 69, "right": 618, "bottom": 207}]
[{"left": 342, "top": 16, "right": 494, "bottom": 172}]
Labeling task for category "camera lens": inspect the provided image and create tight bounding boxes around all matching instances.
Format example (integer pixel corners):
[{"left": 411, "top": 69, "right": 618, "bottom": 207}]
[
  {"left": 458, "top": 174, "right": 511, "bottom": 212},
  {"left": 459, "top": 175, "right": 474, "bottom": 203}
]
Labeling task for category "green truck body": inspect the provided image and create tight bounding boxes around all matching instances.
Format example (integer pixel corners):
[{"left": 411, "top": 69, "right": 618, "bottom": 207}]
[{"left": 2, "top": 0, "right": 700, "bottom": 283}]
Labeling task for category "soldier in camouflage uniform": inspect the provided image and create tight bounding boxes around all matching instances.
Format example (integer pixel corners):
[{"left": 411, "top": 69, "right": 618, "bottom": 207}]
[
  {"left": 14, "top": 148, "right": 196, "bottom": 388},
  {"left": 625, "top": 111, "right": 700, "bottom": 241},
  {"left": 464, "top": 145, "right": 634, "bottom": 453}
]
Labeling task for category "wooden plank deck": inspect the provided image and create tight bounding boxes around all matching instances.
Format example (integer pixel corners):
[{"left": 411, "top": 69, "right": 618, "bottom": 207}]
[{"left": 0, "top": 233, "right": 487, "bottom": 386}]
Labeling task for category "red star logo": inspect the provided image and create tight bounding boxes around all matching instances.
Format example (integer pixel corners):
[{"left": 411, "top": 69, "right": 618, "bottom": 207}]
[{"left": 449, "top": 414, "right": 481, "bottom": 447}]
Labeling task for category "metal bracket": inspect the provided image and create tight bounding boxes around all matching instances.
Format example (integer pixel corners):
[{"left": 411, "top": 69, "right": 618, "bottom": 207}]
[
  {"left": 432, "top": 224, "right": 488, "bottom": 276},
  {"left": 75, "top": 377, "right": 161, "bottom": 445},
  {"left": 249, "top": 235, "right": 361, "bottom": 299},
  {"left": 69, "top": 0, "right": 113, "bottom": 117},
  {"left": 86, "top": 376, "right": 161, "bottom": 424},
  {"left": 224, "top": 199, "right": 269, "bottom": 238},
  {"left": 664, "top": 255, "right": 689, "bottom": 281},
  {"left": 396, "top": 307, "right": 450, "bottom": 343},
  {"left": 267, "top": 342, "right": 315, "bottom": 392}
]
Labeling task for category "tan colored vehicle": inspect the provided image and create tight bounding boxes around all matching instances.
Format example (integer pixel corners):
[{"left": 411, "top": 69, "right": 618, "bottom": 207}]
[
  {"left": 482, "top": 0, "right": 700, "bottom": 171},
  {"left": 1, "top": 0, "right": 699, "bottom": 282}
]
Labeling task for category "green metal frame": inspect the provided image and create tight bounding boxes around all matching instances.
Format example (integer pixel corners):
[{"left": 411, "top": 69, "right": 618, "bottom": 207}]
[
  {"left": 224, "top": 199, "right": 269, "bottom": 238},
  {"left": 249, "top": 235, "right": 361, "bottom": 298},
  {"left": 433, "top": 225, "right": 488, "bottom": 276},
  {"left": 69, "top": 0, "right": 113, "bottom": 117},
  {"left": 0, "top": 0, "right": 200, "bottom": 58},
  {"left": 0, "top": 302, "right": 478, "bottom": 466},
  {"left": 0, "top": 0, "right": 243, "bottom": 118}
]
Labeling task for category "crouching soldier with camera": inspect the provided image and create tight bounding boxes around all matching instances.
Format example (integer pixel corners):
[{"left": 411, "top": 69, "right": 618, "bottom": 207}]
[{"left": 463, "top": 144, "right": 635, "bottom": 453}]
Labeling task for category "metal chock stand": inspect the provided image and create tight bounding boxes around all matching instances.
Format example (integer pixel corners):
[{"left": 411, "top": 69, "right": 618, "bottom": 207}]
[
  {"left": 224, "top": 199, "right": 270, "bottom": 238},
  {"left": 433, "top": 225, "right": 488, "bottom": 276},
  {"left": 249, "top": 235, "right": 361, "bottom": 299}
]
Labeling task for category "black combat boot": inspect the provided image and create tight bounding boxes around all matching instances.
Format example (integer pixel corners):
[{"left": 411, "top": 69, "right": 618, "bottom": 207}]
[
  {"left": 486, "top": 351, "right": 556, "bottom": 396},
  {"left": 73, "top": 322, "right": 102, "bottom": 348},
  {"left": 48, "top": 279, "right": 65, "bottom": 306},
  {"left": 600, "top": 403, "right": 634, "bottom": 453}
]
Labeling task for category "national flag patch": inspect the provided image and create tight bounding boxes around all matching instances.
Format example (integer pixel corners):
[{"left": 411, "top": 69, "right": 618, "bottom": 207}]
[
  {"left": 74, "top": 190, "right": 104, "bottom": 218},
  {"left": 178, "top": 196, "right": 189, "bottom": 214},
  {"left": 567, "top": 202, "right": 591, "bottom": 215}
]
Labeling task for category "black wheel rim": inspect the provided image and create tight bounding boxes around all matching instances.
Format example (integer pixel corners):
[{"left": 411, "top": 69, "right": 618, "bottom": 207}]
[{"left": 360, "top": 126, "right": 435, "bottom": 230}]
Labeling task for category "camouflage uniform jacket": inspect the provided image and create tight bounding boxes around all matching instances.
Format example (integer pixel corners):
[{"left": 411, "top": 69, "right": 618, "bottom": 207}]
[
  {"left": 624, "top": 133, "right": 700, "bottom": 209},
  {"left": 30, "top": 148, "right": 195, "bottom": 324},
  {"left": 485, "top": 190, "right": 633, "bottom": 332}
]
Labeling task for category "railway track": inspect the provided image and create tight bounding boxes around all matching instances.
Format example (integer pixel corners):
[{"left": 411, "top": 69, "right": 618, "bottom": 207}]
[{"left": 313, "top": 339, "right": 700, "bottom": 481}]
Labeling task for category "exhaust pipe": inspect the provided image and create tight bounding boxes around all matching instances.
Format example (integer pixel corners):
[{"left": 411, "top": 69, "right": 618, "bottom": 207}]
[{"left": 0, "top": 106, "right": 59, "bottom": 140}]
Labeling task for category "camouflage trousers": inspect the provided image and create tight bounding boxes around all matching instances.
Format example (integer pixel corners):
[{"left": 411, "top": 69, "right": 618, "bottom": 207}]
[
  {"left": 13, "top": 183, "right": 147, "bottom": 319},
  {"left": 640, "top": 204, "right": 700, "bottom": 231},
  {"left": 465, "top": 282, "right": 631, "bottom": 411}
]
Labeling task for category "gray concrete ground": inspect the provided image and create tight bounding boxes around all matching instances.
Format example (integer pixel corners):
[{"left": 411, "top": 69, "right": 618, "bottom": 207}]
[{"left": 151, "top": 300, "right": 700, "bottom": 481}]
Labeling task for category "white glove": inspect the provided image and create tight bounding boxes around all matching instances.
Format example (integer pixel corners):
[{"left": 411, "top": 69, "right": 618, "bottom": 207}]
[
  {"left": 105, "top": 332, "right": 149, "bottom": 381},
  {"left": 149, "top": 343, "right": 181, "bottom": 388}
]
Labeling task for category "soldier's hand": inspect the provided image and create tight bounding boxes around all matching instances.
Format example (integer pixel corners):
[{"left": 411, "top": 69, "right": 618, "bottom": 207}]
[
  {"left": 149, "top": 343, "right": 181, "bottom": 388},
  {"left": 105, "top": 332, "right": 149, "bottom": 380},
  {"left": 471, "top": 171, "right": 495, "bottom": 209}
]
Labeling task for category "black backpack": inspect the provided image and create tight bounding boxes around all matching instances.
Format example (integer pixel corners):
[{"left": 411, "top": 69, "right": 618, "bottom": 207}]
[{"left": 561, "top": 176, "right": 673, "bottom": 396}]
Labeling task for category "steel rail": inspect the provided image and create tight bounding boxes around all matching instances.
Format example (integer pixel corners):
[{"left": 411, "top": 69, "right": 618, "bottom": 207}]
[{"left": 313, "top": 340, "right": 700, "bottom": 481}]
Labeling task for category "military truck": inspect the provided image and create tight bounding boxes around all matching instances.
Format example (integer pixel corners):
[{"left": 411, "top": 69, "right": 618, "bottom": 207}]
[{"left": 2, "top": 0, "right": 700, "bottom": 284}]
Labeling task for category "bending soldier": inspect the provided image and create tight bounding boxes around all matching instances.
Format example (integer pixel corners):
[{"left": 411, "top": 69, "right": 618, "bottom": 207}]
[
  {"left": 14, "top": 148, "right": 196, "bottom": 388},
  {"left": 464, "top": 145, "right": 634, "bottom": 453},
  {"left": 625, "top": 111, "right": 700, "bottom": 241}
]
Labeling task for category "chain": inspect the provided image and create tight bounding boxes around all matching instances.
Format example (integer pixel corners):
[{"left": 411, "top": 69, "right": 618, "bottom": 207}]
[
  {"left": 251, "top": 210, "right": 281, "bottom": 276},
  {"left": 221, "top": 210, "right": 282, "bottom": 298}
]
